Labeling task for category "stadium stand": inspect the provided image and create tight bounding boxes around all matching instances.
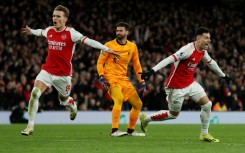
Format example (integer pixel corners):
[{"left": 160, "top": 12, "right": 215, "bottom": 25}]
[{"left": 0, "top": 0, "right": 244, "bottom": 111}]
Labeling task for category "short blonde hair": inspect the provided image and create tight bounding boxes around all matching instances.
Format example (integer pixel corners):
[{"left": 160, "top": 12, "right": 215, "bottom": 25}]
[{"left": 54, "top": 5, "right": 69, "bottom": 18}]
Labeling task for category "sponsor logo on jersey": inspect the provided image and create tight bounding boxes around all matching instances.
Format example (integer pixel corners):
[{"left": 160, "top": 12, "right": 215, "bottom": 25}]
[
  {"left": 187, "top": 62, "right": 198, "bottom": 71},
  {"left": 48, "top": 40, "right": 66, "bottom": 51}
]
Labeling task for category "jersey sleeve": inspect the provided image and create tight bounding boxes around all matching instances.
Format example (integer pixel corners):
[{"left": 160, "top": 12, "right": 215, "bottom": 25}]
[
  {"left": 30, "top": 26, "right": 51, "bottom": 37},
  {"left": 131, "top": 44, "right": 144, "bottom": 83},
  {"left": 70, "top": 28, "right": 84, "bottom": 43},
  {"left": 152, "top": 44, "right": 193, "bottom": 72},
  {"left": 202, "top": 50, "right": 212, "bottom": 63},
  {"left": 203, "top": 50, "right": 225, "bottom": 77},
  {"left": 96, "top": 43, "right": 110, "bottom": 76},
  {"left": 172, "top": 43, "right": 193, "bottom": 61}
]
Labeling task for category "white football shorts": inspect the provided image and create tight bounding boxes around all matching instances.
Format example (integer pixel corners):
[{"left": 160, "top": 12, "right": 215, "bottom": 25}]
[
  {"left": 36, "top": 70, "right": 72, "bottom": 97},
  {"left": 165, "top": 81, "right": 206, "bottom": 112}
]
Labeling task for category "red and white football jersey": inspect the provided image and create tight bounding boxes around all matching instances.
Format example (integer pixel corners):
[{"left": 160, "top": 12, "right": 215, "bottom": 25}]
[
  {"left": 40, "top": 27, "right": 86, "bottom": 76},
  {"left": 165, "top": 42, "right": 212, "bottom": 88}
]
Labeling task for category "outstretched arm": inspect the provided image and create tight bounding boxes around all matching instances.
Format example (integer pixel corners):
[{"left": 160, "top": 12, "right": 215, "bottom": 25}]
[
  {"left": 206, "top": 60, "right": 225, "bottom": 77},
  {"left": 206, "top": 60, "right": 233, "bottom": 84},
  {"left": 203, "top": 51, "right": 225, "bottom": 77},
  {"left": 203, "top": 51, "right": 232, "bottom": 85},
  {"left": 139, "top": 44, "right": 193, "bottom": 80},
  {"left": 82, "top": 38, "right": 119, "bottom": 57},
  {"left": 152, "top": 55, "right": 175, "bottom": 72},
  {"left": 139, "top": 55, "right": 175, "bottom": 80},
  {"left": 22, "top": 25, "right": 43, "bottom": 36}
]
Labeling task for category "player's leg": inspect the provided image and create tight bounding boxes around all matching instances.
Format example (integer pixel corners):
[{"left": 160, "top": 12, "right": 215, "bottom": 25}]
[
  {"left": 53, "top": 75, "right": 77, "bottom": 120},
  {"left": 197, "top": 96, "right": 219, "bottom": 142},
  {"left": 140, "top": 88, "right": 183, "bottom": 132},
  {"left": 109, "top": 86, "right": 127, "bottom": 136},
  {"left": 21, "top": 80, "right": 47, "bottom": 136},
  {"left": 190, "top": 82, "right": 219, "bottom": 142},
  {"left": 127, "top": 92, "right": 145, "bottom": 136}
]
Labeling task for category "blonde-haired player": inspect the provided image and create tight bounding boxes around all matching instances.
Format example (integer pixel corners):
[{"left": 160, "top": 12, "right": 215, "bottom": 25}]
[{"left": 21, "top": 5, "right": 118, "bottom": 136}]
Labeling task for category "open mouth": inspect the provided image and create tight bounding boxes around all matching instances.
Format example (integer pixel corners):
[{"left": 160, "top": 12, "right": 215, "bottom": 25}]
[
  {"left": 206, "top": 44, "right": 211, "bottom": 49},
  {"left": 53, "top": 21, "right": 57, "bottom": 26}
]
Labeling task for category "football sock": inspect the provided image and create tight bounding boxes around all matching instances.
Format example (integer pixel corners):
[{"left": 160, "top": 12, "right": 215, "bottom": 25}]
[
  {"left": 28, "top": 87, "right": 41, "bottom": 127},
  {"left": 112, "top": 128, "right": 118, "bottom": 133},
  {"left": 59, "top": 97, "right": 75, "bottom": 110},
  {"left": 146, "top": 110, "right": 176, "bottom": 121},
  {"left": 112, "top": 107, "right": 121, "bottom": 128},
  {"left": 128, "top": 108, "right": 140, "bottom": 129},
  {"left": 127, "top": 128, "right": 134, "bottom": 134},
  {"left": 200, "top": 101, "right": 212, "bottom": 135}
]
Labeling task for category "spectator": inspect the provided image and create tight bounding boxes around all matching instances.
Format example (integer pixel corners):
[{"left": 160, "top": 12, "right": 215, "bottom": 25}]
[
  {"left": 0, "top": 0, "right": 244, "bottom": 111},
  {"left": 10, "top": 101, "right": 28, "bottom": 123}
]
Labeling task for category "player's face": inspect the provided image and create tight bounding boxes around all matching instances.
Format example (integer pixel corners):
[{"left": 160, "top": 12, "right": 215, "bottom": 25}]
[
  {"left": 198, "top": 33, "right": 211, "bottom": 50},
  {"left": 116, "top": 27, "right": 128, "bottom": 40},
  {"left": 52, "top": 10, "right": 67, "bottom": 30}
]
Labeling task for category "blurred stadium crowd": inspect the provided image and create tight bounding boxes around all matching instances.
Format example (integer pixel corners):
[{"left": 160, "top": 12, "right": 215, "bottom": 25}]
[{"left": 0, "top": 0, "right": 244, "bottom": 111}]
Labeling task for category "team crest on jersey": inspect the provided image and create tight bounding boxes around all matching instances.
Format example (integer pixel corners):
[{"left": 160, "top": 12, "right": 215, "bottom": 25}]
[{"left": 61, "top": 34, "right": 67, "bottom": 40}]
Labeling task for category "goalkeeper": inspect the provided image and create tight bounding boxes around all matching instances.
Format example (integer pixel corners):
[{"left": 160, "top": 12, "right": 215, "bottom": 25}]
[{"left": 97, "top": 22, "right": 145, "bottom": 137}]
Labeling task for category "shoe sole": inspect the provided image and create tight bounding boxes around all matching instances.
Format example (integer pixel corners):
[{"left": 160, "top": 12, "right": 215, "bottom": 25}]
[
  {"left": 110, "top": 133, "right": 128, "bottom": 137},
  {"left": 200, "top": 138, "right": 220, "bottom": 143},
  {"left": 21, "top": 131, "right": 33, "bottom": 136},
  {"left": 127, "top": 133, "right": 146, "bottom": 136}
]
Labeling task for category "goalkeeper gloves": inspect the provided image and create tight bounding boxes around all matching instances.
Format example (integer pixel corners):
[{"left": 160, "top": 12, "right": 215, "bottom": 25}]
[
  {"left": 99, "top": 75, "right": 110, "bottom": 92},
  {"left": 222, "top": 75, "right": 233, "bottom": 85},
  {"left": 139, "top": 69, "right": 155, "bottom": 81},
  {"left": 137, "top": 82, "right": 146, "bottom": 98}
]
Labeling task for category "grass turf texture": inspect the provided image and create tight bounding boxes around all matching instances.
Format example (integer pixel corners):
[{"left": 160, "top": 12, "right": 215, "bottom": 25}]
[{"left": 0, "top": 124, "right": 245, "bottom": 153}]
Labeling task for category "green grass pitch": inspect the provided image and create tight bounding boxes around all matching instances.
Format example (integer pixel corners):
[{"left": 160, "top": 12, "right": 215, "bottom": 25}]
[{"left": 0, "top": 124, "right": 245, "bottom": 153}]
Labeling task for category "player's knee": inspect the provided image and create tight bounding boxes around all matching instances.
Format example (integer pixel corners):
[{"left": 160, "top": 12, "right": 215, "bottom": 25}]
[
  {"left": 113, "top": 104, "right": 122, "bottom": 110},
  {"left": 31, "top": 87, "right": 41, "bottom": 99},
  {"left": 137, "top": 101, "right": 143, "bottom": 110},
  {"left": 112, "top": 96, "right": 123, "bottom": 106},
  {"left": 201, "top": 101, "right": 212, "bottom": 110}
]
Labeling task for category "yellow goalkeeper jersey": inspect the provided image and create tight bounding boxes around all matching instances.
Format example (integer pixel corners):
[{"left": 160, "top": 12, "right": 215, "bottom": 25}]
[{"left": 97, "top": 39, "right": 144, "bottom": 83}]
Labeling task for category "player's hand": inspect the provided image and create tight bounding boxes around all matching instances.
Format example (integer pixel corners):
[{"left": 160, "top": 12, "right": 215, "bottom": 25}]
[
  {"left": 222, "top": 75, "right": 233, "bottom": 85},
  {"left": 22, "top": 25, "right": 32, "bottom": 36},
  {"left": 104, "top": 49, "right": 120, "bottom": 59},
  {"left": 137, "top": 81, "right": 146, "bottom": 98},
  {"left": 139, "top": 69, "right": 155, "bottom": 81},
  {"left": 99, "top": 75, "right": 110, "bottom": 92}
]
